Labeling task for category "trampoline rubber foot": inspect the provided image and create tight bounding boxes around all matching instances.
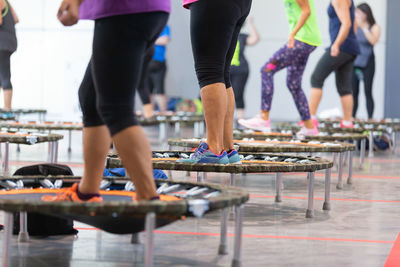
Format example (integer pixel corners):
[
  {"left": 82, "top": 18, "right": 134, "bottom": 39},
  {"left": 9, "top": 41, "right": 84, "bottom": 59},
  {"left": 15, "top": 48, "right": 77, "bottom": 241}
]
[
  {"left": 231, "top": 259, "right": 242, "bottom": 267},
  {"left": 322, "top": 202, "right": 331, "bottom": 211},
  {"left": 18, "top": 232, "right": 29, "bottom": 243},
  {"left": 336, "top": 183, "right": 343, "bottom": 190},
  {"left": 274, "top": 196, "right": 282, "bottom": 203},
  {"left": 305, "top": 209, "right": 314, "bottom": 218},
  {"left": 68, "top": 148, "right": 72, "bottom": 153},
  {"left": 218, "top": 244, "right": 228, "bottom": 255},
  {"left": 347, "top": 178, "right": 352, "bottom": 185},
  {"left": 131, "top": 233, "right": 140, "bottom": 244}
]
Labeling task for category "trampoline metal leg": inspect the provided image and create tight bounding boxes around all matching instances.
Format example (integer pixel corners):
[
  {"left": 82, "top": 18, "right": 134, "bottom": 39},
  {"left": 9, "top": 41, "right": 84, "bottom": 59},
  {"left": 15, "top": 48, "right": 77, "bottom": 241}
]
[
  {"left": 159, "top": 123, "right": 166, "bottom": 141},
  {"left": 3, "top": 142, "right": 9, "bottom": 175},
  {"left": 145, "top": 212, "right": 155, "bottom": 267},
  {"left": 336, "top": 152, "right": 343, "bottom": 190},
  {"left": 368, "top": 131, "right": 374, "bottom": 158},
  {"left": 275, "top": 173, "right": 282, "bottom": 203},
  {"left": 2, "top": 212, "right": 13, "bottom": 267},
  {"left": 347, "top": 151, "right": 353, "bottom": 185},
  {"left": 232, "top": 205, "right": 244, "bottom": 267},
  {"left": 230, "top": 173, "right": 236, "bottom": 186},
  {"left": 68, "top": 130, "right": 72, "bottom": 152},
  {"left": 392, "top": 131, "right": 397, "bottom": 154},
  {"left": 218, "top": 208, "right": 229, "bottom": 255},
  {"left": 54, "top": 141, "right": 59, "bottom": 163},
  {"left": 306, "top": 172, "right": 315, "bottom": 218},
  {"left": 49, "top": 142, "right": 55, "bottom": 164},
  {"left": 18, "top": 212, "right": 29, "bottom": 243},
  {"left": 323, "top": 168, "right": 331, "bottom": 211},
  {"left": 174, "top": 122, "right": 180, "bottom": 136},
  {"left": 194, "top": 122, "right": 200, "bottom": 138},
  {"left": 360, "top": 139, "right": 366, "bottom": 169},
  {"left": 131, "top": 233, "right": 140, "bottom": 244},
  {"left": 196, "top": 172, "right": 203, "bottom": 183}
]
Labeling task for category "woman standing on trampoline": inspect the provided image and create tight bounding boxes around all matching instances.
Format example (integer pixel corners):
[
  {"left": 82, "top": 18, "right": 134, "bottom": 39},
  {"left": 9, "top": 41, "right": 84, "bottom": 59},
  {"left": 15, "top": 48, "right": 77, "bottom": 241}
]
[
  {"left": 0, "top": 0, "right": 18, "bottom": 114},
  {"left": 239, "top": 0, "right": 322, "bottom": 136},
  {"left": 178, "top": 0, "right": 252, "bottom": 164},
  {"left": 44, "top": 0, "right": 170, "bottom": 202}
]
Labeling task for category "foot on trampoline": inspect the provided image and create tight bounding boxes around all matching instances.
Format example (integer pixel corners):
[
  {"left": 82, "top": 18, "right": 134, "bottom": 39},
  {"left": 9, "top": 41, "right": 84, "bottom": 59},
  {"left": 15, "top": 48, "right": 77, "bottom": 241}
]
[
  {"left": 227, "top": 149, "right": 241, "bottom": 164},
  {"left": 41, "top": 183, "right": 103, "bottom": 203},
  {"left": 176, "top": 142, "right": 229, "bottom": 164},
  {"left": 238, "top": 115, "right": 271, "bottom": 133}
]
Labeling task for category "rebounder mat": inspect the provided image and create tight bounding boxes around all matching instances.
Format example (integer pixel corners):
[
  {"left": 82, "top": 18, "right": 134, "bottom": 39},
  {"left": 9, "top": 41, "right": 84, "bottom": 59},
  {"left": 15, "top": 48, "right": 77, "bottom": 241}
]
[
  {"left": 0, "top": 132, "right": 63, "bottom": 144},
  {"left": 168, "top": 138, "right": 356, "bottom": 153},
  {"left": 0, "top": 177, "right": 248, "bottom": 234},
  {"left": 107, "top": 151, "right": 333, "bottom": 173},
  {"left": 0, "top": 121, "right": 83, "bottom": 131}
]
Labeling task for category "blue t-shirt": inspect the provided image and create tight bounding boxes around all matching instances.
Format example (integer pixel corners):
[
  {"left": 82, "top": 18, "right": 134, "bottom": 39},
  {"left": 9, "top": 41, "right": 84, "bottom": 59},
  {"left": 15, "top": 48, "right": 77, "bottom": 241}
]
[{"left": 153, "top": 26, "right": 170, "bottom": 62}]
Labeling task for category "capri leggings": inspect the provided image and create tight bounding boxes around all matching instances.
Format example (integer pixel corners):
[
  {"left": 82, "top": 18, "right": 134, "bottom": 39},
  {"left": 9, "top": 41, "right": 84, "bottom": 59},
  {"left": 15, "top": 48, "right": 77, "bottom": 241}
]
[
  {"left": 0, "top": 51, "right": 13, "bottom": 90},
  {"left": 311, "top": 50, "right": 356, "bottom": 96},
  {"left": 78, "top": 12, "right": 169, "bottom": 136},
  {"left": 261, "top": 40, "right": 316, "bottom": 121},
  {"left": 189, "top": 0, "right": 252, "bottom": 89},
  {"left": 230, "top": 69, "right": 249, "bottom": 109},
  {"left": 137, "top": 45, "right": 155, "bottom": 105}
]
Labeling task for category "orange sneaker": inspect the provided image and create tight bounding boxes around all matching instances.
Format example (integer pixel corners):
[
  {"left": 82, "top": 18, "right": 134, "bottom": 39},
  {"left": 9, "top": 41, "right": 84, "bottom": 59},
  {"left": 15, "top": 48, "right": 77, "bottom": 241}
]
[{"left": 41, "top": 183, "right": 103, "bottom": 203}]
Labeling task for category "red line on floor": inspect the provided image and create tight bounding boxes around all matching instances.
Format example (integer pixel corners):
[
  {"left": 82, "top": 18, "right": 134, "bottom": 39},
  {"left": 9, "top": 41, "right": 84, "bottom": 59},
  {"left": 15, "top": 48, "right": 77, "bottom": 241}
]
[
  {"left": 76, "top": 228, "right": 394, "bottom": 244},
  {"left": 385, "top": 233, "right": 400, "bottom": 267},
  {"left": 249, "top": 195, "right": 400, "bottom": 203}
]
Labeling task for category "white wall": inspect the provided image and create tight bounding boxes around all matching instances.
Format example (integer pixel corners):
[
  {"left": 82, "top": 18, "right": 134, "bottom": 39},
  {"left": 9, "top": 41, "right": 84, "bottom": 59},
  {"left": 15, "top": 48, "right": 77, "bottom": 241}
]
[{"left": 9, "top": 0, "right": 386, "bottom": 121}]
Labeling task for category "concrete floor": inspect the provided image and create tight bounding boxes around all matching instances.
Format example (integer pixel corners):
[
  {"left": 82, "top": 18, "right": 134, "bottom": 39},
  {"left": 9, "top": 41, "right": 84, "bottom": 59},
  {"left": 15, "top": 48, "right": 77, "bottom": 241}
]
[{"left": 1, "top": 125, "right": 399, "bottom": 267}]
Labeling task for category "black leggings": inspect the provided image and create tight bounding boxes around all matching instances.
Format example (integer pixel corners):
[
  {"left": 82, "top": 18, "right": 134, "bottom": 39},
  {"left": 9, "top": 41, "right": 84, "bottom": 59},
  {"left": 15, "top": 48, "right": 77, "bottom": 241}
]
[
  {"left": 78, "top": 12, "right": 168, "bottom": 136},
  {"left": 311, "top": 51, "right": 356, "bottom": 96},
  {"left": 189, "top": 0, "right": 252, "bottom": 89},
  {"left": 352, "top": 55, "right": 375, "bottom": 118},
  {"left": 0, "top": 51, "right": 12, "bottom": 90},
  {"left": 230, "top": 69, "right": 249, "bottom": 109},
  {"left": 148, "top": 60, "right": 167, "bottom": 95},
  {"left": 137, "top": 46, "right": 155, "bottom": 105}
]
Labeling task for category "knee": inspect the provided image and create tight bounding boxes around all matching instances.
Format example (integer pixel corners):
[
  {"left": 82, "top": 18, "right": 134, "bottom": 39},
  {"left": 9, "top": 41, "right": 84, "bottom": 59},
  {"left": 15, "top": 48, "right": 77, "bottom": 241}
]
[
  {"left": 338, "top": 88, "right": 353, "bottom": 97},
  {"left": 195, "top": 60, "right": 225, "bottom": 88},
  {"left": 261, "top": 61, "right": 278, "bottom": 77},
  {"left": 310, "top": 71, "right": 324, "bottom": 89},
  {"left": 97, "top": 100, "right": 139, "bottom": 136}
]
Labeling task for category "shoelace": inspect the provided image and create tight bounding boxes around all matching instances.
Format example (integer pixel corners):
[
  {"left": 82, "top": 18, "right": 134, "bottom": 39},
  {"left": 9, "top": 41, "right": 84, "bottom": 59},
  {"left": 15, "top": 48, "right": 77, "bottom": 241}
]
[{"left": 190, "top": 145, "right": 207, "bottom": 159}]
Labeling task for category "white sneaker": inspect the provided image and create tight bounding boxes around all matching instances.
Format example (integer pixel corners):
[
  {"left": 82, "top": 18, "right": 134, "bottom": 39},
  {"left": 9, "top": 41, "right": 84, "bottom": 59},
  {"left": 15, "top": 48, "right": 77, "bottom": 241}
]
[
  {"left": 238, "top": 115, "right": 271, "bottom": 132},
  {"left": 296, "top": 126, "right": 319, "bottom": 139}
]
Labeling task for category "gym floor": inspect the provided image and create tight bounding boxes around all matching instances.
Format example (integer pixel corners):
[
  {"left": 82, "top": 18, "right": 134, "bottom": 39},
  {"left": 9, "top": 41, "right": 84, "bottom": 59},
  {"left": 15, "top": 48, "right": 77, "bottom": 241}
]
[{"left": 1, "top": 125, "right": 399, "bottom": 267}]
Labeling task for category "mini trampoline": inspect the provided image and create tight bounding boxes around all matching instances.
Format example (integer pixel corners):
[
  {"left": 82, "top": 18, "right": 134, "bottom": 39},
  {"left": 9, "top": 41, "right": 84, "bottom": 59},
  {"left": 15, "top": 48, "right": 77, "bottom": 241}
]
[
  {"left": 168, "top": 138, "right": 356, "bottom": 189},
  {"left": 233, "top": 129, "right": 293, "bottom": 140},
  {"left": 136, "top": 114, "right": 205, "bottom": 141},
  {"left": 0, "top": 176, "right": 249, "bottom": 267},
  {"left": 0, "top": 108, "right": 47, "bottom": 121},
  {"left": 0, "top": 132, "right": 63, "bottom": 174},
  {"left": 107, "top": 151, "right": 334, "bottom": 218},
  {"left": 0, "top": 121, "right": 83, "bottom": 152}
]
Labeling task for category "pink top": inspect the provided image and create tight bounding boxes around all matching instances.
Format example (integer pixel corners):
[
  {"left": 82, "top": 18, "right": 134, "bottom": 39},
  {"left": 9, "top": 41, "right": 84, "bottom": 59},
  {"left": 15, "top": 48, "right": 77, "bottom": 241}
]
[{"left": 183, "top": 0, "right": 198, "bottom": 9}]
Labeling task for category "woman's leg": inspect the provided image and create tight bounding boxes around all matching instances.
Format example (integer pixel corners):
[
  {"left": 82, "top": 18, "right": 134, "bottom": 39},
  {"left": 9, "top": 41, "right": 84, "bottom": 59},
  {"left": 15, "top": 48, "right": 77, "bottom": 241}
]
[
  {"left": 86, "top": 13, "right": 168, "bottom": 200},
  {"left": 309, "top": 51, "right": 346, "bottom": 117},
  {"left": 335, "top": 55, "right": 356, "bottom": 122},
  {"left": 190, "top": 0, "right": 250, "bottom": 155},
  {"left": 285, "top": 41, "right": 316, "bottom": 128},
  {"left": 363, "top": 57, "right": 375, "bottom": 119},
  {"left": 137, "top": 46, "right": 154, "bottom": 118},
  {"left": 231, "top": 71, "right": 248, "bottom": 120},
  {"left": 0, "top": 51, "right": 13, "bottom": 110},
  {"left": 352, "top": 69, "right": 360, "bottom": 118}
]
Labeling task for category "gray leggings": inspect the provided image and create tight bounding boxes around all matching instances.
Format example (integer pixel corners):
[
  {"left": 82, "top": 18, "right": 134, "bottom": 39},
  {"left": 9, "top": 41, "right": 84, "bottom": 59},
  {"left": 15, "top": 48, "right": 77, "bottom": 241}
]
[
  {"left": 0, "top": 51, "right": 12, "bottom": 90},
  {"left": 311, "top": 50, "right": 356, "bottom": 96}
]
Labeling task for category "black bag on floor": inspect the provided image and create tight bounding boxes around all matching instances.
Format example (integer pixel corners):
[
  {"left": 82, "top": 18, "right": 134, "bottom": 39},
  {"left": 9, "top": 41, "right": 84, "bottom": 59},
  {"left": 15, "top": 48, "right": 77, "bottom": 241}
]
[{"left": 12, "top": 163, "right": 78, "bottom": 236}]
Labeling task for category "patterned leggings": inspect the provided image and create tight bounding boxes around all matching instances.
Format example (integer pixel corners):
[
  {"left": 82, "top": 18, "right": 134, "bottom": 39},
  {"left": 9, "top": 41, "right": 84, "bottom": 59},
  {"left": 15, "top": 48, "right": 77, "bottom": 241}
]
[{"left": 261, "top": 40, "right": 316, "bottom": 121}]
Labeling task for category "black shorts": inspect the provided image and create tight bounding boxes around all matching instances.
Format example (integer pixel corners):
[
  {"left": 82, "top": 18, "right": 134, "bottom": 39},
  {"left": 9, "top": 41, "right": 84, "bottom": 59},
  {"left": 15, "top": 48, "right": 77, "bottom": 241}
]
[
  {"left": 78, "top": 12, "right": 169, "bottom": 136},
  {"left": 311, "top": 50, "right": 356, "bottom": 96},
  {"left": 189, "top": 0, "right": 252, "bottom": 89}
]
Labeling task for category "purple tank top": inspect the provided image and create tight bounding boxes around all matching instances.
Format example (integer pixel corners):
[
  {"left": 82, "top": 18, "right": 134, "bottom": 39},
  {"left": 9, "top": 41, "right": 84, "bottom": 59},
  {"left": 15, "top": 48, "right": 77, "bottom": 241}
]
[{"left": 80, "top": 0, "right": 171, "bottom": 20}]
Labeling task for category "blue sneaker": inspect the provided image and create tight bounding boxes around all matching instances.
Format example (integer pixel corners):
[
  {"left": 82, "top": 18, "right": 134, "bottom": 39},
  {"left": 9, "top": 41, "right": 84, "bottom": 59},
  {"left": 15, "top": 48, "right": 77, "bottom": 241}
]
[
  {"left": 227, "top": 149, "right": 241, "bottom": 164},
  {"left": 177, "top": 142, "right": 229, "bottom": 164}
]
